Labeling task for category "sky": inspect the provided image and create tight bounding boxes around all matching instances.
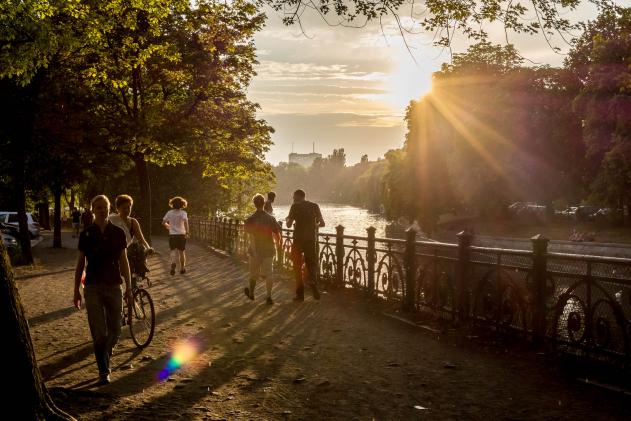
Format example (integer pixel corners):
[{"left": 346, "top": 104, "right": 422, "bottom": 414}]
[{"left": 248, "top": 2, "right": 616, "bottom": 166}]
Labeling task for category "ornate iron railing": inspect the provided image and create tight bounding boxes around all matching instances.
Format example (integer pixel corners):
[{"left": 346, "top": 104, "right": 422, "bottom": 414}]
[{"left": 188, "top": 216, "right": 631, "bottom": 366}]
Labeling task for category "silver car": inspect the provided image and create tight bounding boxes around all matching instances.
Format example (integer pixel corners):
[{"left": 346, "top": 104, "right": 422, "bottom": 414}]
[{"left": 0, "top": 212, "right": 41, "bottom": 238}]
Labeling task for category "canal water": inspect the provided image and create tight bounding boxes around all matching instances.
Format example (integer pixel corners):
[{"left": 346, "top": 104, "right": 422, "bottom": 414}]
[{"left": 272, "top": 203, "right": 389, "bottom": 238}]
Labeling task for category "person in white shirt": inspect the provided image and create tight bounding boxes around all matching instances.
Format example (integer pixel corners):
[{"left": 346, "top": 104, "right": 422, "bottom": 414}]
[
  {"left": 162, "top": 196, "right": 189, "bottom": 275},
  {"left": 109, "top": 195, "right": 153, "bottom": 282},
  {"left": 109, "top": 195, "right": 151, "bottom": 248}
]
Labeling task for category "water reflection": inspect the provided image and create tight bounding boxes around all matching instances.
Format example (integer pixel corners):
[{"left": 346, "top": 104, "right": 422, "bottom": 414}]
[{"left": 273, "top": 203, "right": 389, "bottom": 238}]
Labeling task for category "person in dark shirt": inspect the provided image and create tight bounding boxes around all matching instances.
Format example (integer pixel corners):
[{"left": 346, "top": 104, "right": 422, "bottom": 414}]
[
  {"left": 73, "top": 195, "right": 131, "bottom": 385},
  {"left": 71, "top": 207, "right": 81, "bottom": 238},
  {"left": 264, "top": 191, "right": 276, "bottom": 215},
  {"left": 285, "top": 189, "right": 325, "bottom": 301},
  {"left": 244, "top": 194, "right": 281, "bottom": 304},
  {"left": 81, "top": 206, "right": 94, "bottom": 230}
]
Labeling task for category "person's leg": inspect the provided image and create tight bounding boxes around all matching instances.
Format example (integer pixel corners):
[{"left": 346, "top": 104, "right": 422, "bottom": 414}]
[
  {"left": 261, "top": 256, "right": 274, "bottom": 304},
  {"left": 290, "top": 243, "right": 305, "bottom": 299},
  {"left": 168, "top": 236, "right": 177, "bottom": 275},
  {"left": 245, "top": 255, "right": 259, "bottom": 300},
  {"left": 303, "top": 241, "right": 320, "bottom": 299},
  {"left": 84, "top": 286, "right": 110, "bottom": 380},
  {"left": 179, "top": 250, "right": 186, "bottom": 273},
  {"left": 102, "top": 285, "right": 123, "bottom": 377},
  {"left": 179, "top": 236, "right": 187, "bottom": 273}
]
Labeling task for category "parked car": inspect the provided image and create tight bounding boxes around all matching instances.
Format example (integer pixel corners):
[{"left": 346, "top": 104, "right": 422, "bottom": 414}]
[
  {"left": 0, "top": 221, "right": 20, "bottom": 238},
  {"left": 508, "top": 202, "right": 537, "bottom": 212},
  {"left": 575, "top": 205, "right": 600, "bottom": 221},
  {"left": 592, "top": 207, "right": 614, "bottom": 217},
  {"left": 1, "top": 232, "right": 19, "bottom": 255},
  {"left": 0, "top": 212, "right": 41, "bottom": 238},
  {"left": 560, "top": 206, "right": 578, "bottom": 218},
  {"left": 509, "top": 202, "right": 547, "bottom": 221}
]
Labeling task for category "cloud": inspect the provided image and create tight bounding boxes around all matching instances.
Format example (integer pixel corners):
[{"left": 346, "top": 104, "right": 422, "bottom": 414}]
[
  {"left": 251, "top": 84, "right": 387, "bottom": 95},
  {"left": 334, "top": 114, "right": 404, "bottom": 128},
  {"left": 253, "top": 1, "right": 606, "bottom": 166}
]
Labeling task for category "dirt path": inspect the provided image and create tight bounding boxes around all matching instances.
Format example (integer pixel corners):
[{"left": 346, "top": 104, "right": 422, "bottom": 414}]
[{"left": 16, "top": 232, "right": 631, "bottom": 420}]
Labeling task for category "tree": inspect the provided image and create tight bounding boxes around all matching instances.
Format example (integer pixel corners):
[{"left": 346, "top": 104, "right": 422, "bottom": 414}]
[
  {"left": 568, "top": 6, "right": 631, "bottom": 222},
  {"left": 385, "top": 99, "right": 457, "bottom": 235},
  {"left": 1, "top": 238, "right": 74, "bottom": 419},
  {"left": 75, "top": 0, "right": 272, "bottom": 239},
  {"left": 0, "top": 79, "right": 39, "bottom": 263}
]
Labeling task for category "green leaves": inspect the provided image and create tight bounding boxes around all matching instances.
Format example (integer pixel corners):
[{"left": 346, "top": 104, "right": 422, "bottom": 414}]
[{"left": 262, "top": 0, "right": 595, "bottom": 48}]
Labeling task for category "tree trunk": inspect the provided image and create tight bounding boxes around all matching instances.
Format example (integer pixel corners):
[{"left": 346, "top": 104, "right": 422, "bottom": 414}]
[
  {"left": 133, "top": 153, "right": 152, "bottom": 244},
  {"left": 37, "top": 203, "right": 50, "bottom": 231},
  {"left": 53, "top": 185, "right": 63, "bottom": 248},
  {"left": 69, "top": 189, "right": 76, "bottom": 211},
  {"left": 0, "top": 239, "right": 75, "bottom": 420}
]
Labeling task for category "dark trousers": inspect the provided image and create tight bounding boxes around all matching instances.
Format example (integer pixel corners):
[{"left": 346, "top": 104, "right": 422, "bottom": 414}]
[
  {"left": 291, "top": 240, "right": 318, "bottom": 296},
  {"left": 84, "top": 284, "right": 123, "bottom": 377}
]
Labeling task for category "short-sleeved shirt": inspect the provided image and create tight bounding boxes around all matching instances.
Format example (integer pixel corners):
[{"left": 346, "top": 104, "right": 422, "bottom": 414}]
[
  {"left": 163, "top": 209, "right": 188, "bottom": 235},
  {"left": 78, "top": 222, "right": 127, "bottom": 286},
  {"left": 81, "top": 210, "right": 94, "bottom": 227},
  {"left": 244, "top": 210, "right": 280, "bottom": 258},
  {"left": 71, "top": 210, "right": 81, "bottom": 223},
  {"left": 109, "top": 214, "right": 135, "bottom": 246},
  {"left": 288, "top": 201, "right": 323, "bottom": 243}
]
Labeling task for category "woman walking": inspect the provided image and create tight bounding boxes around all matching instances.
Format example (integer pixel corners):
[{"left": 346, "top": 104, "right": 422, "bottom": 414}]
[
  {"left": 109, "top": 194, "right": 151, "bottom": 249},
  {"left": 162, "top": 196, "right": 189, "bottom": 275},
  {"left": 73, "top": 195, "right": 131, "bottom": 385}
]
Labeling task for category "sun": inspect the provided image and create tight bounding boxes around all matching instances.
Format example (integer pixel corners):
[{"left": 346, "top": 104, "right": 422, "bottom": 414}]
[{"left": 385, "top": 51, "right": 436, "bottom": 111}]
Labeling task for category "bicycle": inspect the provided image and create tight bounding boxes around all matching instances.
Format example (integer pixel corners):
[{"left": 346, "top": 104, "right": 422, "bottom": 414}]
[{"left": 123, "top": 244, "right": 156, "bottom": 349}]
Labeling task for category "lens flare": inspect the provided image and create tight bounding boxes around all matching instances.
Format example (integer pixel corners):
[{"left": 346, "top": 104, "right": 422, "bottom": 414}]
[{"left": 158, "top": 340, "right": 199, "bottom": 381}]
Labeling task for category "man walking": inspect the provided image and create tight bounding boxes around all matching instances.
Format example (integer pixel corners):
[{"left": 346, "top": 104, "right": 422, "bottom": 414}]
[
  {"left": 244, "top": 194, "right": 281, "bottom": 304},
  {"left": 285, "top": 189, "right": 325, "bottom": 301}
]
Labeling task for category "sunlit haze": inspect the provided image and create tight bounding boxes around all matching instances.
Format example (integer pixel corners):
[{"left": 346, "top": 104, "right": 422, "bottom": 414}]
[{"left": 251, "top": 2, "right": 622, "bottom": 165}]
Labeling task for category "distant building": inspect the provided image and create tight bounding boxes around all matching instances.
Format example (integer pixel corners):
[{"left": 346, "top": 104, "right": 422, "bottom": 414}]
[{"left": 289, "top": 152, "right": 322, "bottom": 167}]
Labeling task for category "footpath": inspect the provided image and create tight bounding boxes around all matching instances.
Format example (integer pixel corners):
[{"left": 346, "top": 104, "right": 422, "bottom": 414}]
[{"left": 15, "top": 232, "right": 631, "bottom": 420}]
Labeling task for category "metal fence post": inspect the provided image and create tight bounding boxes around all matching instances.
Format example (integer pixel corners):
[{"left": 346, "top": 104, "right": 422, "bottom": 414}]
[
  {"left": 404, "top": 228, "right": 417, "bottom": 311},
  {"left": 456, "top": 231, "right": 472, "bottom": 321},
  {"left": 335, "top": 225, "right": 345, "bottom": 287},
  {"left": 228, "top": 218, "right": 235, "bottom": 253},
  {"left": 367, "top": 226, "right": 376, "bottom": 295},
  {"left": 531, "top": 234, "right": 549, "bottom": 344},
  {"left": 232, "top": 219, "right": 240, "bottom": 255},
  {"left": 214, "top": 217, "right": 219, "bottom": 247},
  {"left": 221, "top": 218, "right": 227, "bottom": 250}
]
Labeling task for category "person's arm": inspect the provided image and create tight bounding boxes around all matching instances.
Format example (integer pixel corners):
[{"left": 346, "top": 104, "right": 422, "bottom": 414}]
[
  {"left": 162, "top": 211, "right": 170, "bottom": 231},
  {"left": 184, "top": 218, "right": 189, "bottom": 238},
  {"left": 131, "top": 218, "right": 151, "bottom": 250},
  {"left": 315, "top": 204, "right": 325, "bottom": 228},
  {"left": 73, "top": 252, "right": 86, "bottom": 309},
  {"left": 285, "top": 204, "right": 295, "bottom": 228},
  {"left": 247, "top": 231, "right": 258, "bottom": 258},
  {"left": 271, "top": 219, "right": 282, "bottom": 247},
  {"left": 119, "top": 249, "right": 132, "bottom": 301}
]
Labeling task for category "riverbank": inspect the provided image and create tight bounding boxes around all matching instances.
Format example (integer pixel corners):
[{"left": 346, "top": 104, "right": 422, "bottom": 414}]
[{"left": 438, "top": 219, "right": 631, "bottom": 244}]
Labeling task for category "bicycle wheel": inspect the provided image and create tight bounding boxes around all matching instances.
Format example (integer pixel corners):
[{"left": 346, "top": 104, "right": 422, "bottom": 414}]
[{"left": 129, "top": 288, "right": 155, "bottom": 348}]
